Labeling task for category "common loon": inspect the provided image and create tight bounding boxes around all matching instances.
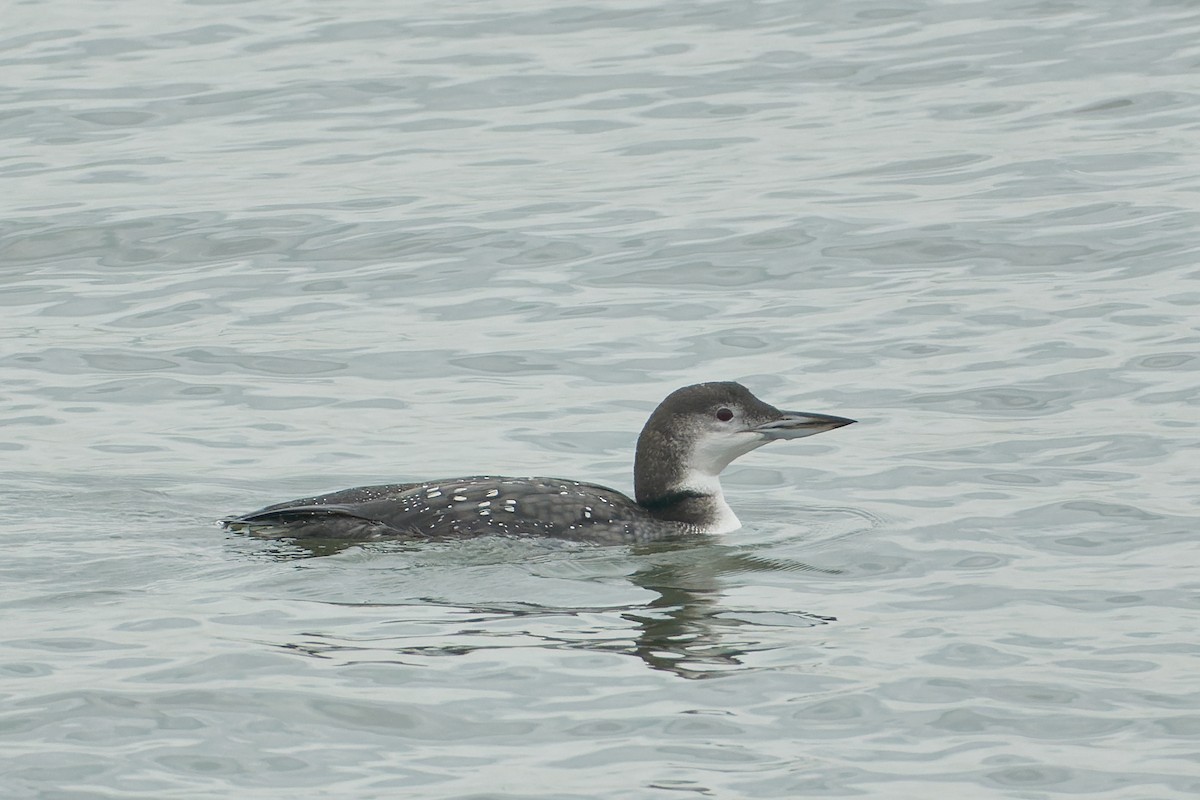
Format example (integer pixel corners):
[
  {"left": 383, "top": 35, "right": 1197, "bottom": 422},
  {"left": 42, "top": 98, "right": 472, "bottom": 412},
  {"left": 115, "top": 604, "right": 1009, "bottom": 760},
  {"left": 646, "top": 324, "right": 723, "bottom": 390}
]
[{"left": 224, "top": 381, "right": 854, "bottom": 543}]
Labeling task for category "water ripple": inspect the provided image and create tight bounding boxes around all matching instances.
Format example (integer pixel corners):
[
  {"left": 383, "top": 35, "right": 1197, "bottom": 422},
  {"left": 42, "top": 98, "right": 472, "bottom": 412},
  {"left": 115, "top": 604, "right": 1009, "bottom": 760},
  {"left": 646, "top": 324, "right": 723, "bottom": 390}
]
[{"left": 3, "top": 0, "right": 1199, "bottom": 797}]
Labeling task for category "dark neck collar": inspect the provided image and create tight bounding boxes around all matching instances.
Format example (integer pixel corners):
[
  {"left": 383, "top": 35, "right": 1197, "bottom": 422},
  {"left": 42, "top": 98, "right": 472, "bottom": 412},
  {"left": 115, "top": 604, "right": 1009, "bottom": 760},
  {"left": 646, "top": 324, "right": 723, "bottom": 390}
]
[
  {"left": 636, "top": 489, "right": 720, "bottom": 528},
  {"left": 637, "top": 489, "right": 707, "bottom": 512}
]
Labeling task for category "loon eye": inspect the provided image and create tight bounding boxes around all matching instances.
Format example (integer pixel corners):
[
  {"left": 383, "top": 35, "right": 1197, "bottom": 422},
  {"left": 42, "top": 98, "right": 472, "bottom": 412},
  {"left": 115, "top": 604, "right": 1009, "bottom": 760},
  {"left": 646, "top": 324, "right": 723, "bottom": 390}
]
[{"left": 716, "top": 407, "right": 734, "bottom": 422}]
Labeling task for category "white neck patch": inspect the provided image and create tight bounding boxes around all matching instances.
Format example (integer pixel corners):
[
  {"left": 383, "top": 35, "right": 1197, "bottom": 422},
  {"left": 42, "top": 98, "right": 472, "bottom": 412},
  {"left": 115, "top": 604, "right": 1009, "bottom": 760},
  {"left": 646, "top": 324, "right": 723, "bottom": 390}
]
[
  {"left": 677, "top": 468, "right": 742, "bottom": 534},
  {"left": 670, "top": 431, "right": 768, "bottom": 534}
]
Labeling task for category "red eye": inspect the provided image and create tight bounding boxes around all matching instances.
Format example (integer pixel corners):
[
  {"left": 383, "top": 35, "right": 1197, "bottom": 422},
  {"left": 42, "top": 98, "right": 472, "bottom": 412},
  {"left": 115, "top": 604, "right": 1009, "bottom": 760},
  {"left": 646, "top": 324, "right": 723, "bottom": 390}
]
[{"left": 716, "top": 407, "right": 734, "bottom": 422}]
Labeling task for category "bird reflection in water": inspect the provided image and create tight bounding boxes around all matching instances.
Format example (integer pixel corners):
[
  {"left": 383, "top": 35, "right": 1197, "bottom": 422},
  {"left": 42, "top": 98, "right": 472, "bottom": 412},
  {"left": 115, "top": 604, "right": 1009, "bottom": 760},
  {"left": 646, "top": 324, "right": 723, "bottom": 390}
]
[{"left": 233, "top": 534, "right": 839, "bottom": 680}]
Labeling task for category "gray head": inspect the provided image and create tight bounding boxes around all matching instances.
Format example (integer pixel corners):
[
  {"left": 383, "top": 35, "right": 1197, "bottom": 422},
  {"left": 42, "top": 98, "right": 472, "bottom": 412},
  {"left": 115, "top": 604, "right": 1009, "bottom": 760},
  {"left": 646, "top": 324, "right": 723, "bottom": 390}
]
[{"left": 634, "top": 382, "right": 854, "bottom": 527}]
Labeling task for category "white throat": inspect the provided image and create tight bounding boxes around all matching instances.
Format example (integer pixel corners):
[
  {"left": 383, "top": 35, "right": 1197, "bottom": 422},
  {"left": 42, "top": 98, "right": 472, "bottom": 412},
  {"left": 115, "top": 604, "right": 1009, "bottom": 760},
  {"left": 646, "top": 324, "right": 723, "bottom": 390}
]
[{"left": 678, "top": 468, "right": 742, "bottom": 534}]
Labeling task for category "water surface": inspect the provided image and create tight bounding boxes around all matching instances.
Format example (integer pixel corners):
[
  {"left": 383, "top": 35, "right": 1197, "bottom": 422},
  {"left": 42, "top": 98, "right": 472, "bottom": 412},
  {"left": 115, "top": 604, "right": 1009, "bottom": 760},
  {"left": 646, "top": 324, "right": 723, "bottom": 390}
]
[{"left": 3, "top": 0, "right": 1198, "bottom": 797}]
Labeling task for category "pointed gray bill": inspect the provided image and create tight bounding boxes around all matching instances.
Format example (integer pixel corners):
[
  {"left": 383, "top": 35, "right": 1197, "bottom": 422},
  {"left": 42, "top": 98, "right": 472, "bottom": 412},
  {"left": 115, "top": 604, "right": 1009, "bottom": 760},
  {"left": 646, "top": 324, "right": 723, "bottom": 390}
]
[{"left": 753, "top": 411, "right": 856, "bottom": 440}]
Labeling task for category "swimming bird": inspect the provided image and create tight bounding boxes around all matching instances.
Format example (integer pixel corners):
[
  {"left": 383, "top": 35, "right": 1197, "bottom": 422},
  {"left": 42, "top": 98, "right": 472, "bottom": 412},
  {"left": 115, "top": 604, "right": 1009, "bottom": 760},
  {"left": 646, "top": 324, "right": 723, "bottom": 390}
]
[{"left": 224, "top": 381, "right": 854, "bottom": 543}]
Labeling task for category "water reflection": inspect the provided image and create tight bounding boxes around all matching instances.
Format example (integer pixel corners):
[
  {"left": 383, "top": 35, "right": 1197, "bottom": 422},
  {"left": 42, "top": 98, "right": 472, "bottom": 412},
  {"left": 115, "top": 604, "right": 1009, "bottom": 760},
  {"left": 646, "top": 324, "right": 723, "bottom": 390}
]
[
  {"left": 622, "top": 542, "right": 837, "bottom": 679},
  {"left": 230, "top": 533, "right": 837, "bottom": 679}
]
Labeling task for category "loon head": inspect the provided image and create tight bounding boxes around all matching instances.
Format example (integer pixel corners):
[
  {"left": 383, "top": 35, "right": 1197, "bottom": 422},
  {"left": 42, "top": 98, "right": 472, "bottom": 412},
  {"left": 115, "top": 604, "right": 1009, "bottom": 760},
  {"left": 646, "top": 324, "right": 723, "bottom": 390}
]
[{"left": 633, "top": 381, "right": 855, "bottom": 532}]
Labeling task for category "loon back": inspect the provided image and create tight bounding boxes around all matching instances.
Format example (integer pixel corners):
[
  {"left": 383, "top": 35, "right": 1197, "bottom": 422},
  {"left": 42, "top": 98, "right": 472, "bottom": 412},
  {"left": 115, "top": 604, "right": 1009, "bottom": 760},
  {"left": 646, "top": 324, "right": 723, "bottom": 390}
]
[
  {"left": 227, "top": 476, "right": 667, "bottom": 543},
  {"left": 224, "top": 381, "right": 855, "bottom": 543}
]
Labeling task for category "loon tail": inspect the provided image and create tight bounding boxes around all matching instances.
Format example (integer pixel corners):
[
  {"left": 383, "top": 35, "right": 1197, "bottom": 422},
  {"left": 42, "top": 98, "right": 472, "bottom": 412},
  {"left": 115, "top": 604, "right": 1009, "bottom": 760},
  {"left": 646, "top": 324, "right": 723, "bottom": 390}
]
[{"left": 223, "top": 505, "right": 399, "bottom": 539}]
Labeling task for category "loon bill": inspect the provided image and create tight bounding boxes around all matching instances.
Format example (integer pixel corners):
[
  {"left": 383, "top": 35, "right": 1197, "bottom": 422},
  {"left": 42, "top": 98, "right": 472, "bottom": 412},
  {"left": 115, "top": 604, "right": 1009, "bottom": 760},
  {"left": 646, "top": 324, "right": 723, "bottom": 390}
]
[{"left": 223, "top": 381, "right": 855, "bottom": 543}]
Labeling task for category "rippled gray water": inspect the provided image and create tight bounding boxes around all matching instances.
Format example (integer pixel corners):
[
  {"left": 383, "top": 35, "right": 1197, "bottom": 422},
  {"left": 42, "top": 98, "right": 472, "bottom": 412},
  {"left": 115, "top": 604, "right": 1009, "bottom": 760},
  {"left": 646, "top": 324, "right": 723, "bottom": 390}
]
[{"left": 3, "top": 1, "right": 1199, "bottom": 797}]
